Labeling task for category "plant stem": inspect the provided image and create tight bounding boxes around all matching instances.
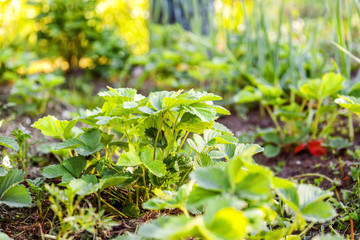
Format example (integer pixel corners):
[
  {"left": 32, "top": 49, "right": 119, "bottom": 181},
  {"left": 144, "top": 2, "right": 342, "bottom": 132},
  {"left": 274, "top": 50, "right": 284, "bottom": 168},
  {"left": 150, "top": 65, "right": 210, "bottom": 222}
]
[
  {"left": 264, "top": 104, "right": 284, "bottom": 137},
  {"left": 142, "top": 166, "right": 150, "bottom": 201},
  {"left": 179, "top": 167, "right": 192, "bottom": 186},
  {"left": 97, "top": 189, "right": 101, "bottom": 210},
  {"left": 287, "top": 214, "right": 300, "bottom": 236},
  {"left": 100, "top": 197, "right": 128, "bottom": 218},
  {"left": 153, "top": 113, "right": 164, "bottom": 161},
  {"left": 290, "top": 173, "right": 336, "bottom": 184},
  {"left": 348, "top": 112, "right": 354, "bottom": 142},
  {"left": 299, "top": 221, "right": 315, "bottom": 238},
  {"left": 179, "top": 131, "right": 190, "bottom": 150},
  {"left": 311, "top": 98, "right": 323, "bottom": 139},
  {"left": 172, "top": 113, "right": 181, "bottom": 135},
  {"left": 136, "top": 187, "right": 139, "bottom": 207},
  {"left": 180, "top": 205, "right": 190, "bottom": 218},
  {"left": 128, "top": 187, "right": 133, "bottom": 203}
]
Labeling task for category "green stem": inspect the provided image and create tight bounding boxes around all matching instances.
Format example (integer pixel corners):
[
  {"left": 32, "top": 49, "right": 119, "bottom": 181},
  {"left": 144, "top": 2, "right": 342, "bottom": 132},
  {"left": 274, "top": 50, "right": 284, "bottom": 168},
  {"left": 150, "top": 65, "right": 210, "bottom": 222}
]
[
  {"left": 289, "top": 173, "right": 336, "bottom": 184},
  {"left": 153, "top": 113, "right": 165, "bottom": 161},
  {"left": 172, "top": 113, "right": 181, "bottom": 135},
  {"left": 299, "top": 221, "right": 315, "bottom": 238},
  {"left": 319, "top": 110, "right": 337, "bottom": 137},
  {"left": 106, "top": 163, "right": 122, "bottom": 175},
  {"left": 179, "top": 167, "right": 192, "bottom": 186},
  {"left": 312, "top": 98, "right": 323, "bottom": 139},
  {"left": 100, "top": 196, "right": 128, "bottom": 218},
  {"left": 287, "top": 214, "right": 300, "bottom": 236},
  {"left": 128, "top": 187, "right": 133, "bottom": 203},
  {"left": 348, "top": 112, "right": 354, "bottom": 142},
  {"left": 142, "top": 166, "right": 150, "bottom": 200},
  {"left": 179, "top": 131, "right": 190, "bottom": 150},
  {"left": 180, "top": 205, "right": 190, "bottom": 218},
  {"left": 97, "top": 189, "right": 101, "bottom": 210},
  {"left": 264, "top": 104, "right": 284, "bottom": 137},
  {"left": 136, "top": 187, "right": 139, "bottom": 207}
]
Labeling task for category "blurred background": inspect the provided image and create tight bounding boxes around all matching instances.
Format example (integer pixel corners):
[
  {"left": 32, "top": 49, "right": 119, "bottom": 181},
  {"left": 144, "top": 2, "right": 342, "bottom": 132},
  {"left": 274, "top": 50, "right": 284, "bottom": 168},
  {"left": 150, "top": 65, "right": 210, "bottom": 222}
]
[{"left": 0, "top": 0, "right": 359, "bottom": 117}]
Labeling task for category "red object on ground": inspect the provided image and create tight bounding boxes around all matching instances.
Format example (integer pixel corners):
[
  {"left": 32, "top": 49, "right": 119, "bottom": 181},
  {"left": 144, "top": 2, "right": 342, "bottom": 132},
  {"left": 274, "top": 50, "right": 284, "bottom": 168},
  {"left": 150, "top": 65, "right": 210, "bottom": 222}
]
[
  {"left": 294, "top": 143, "right": 307, "bottom": 154},
  {"left": 308, "top": 140, "right": 326, "bottom": 156}
]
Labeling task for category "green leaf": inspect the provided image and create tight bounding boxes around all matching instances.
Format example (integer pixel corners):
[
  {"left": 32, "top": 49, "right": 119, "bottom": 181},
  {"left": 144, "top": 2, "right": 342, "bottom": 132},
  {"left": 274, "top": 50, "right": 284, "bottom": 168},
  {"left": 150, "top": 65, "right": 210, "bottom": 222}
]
[
  {"left": 62, "top": 156, "right": 87, "bottom": 178},
  {"left": 187, "top": 186, "right": 220, "bottom": 208},
  {"left": 300, "top": 73, "right": 343, "bottom": 100},
  {"left": 0, "top": 137, "right": 19, "bottom": 151},
  {"left": 312, "top": 235, "right": 345, "bottom": 240},
  {"left": 193, "top": 154, "right": 213, "bottom": 169},
  {"left": 190, "top": 167, "right": 230, "bottom": 191},
  {"left": 261, "top": 132, "right": 280, "bottom": 144},
  {"left": 77, "top": 129, "right": 104, "bottom": 156},
  {"left": 0, "top": 169, "right": 24, "bottom": 196},
  {"left": 69, "top": 175, "right": 100, "bottom": 196},
  {"left": 117, "top": 151, "right": 142, "bottom": 166},
  {"left": 207, "top": 207, "right": 247, "bottom": 239},
  {"left": 297, "top": 184, "right": 333, "bottom": 209},
  {"left": 0, "top": 232, "right": 12, "bottom": 240},
  {"left": 233, "top": 86, "right": 262, "bottom": 104},
  {"left": 263, "top": 144, "right": 281, "bottom": 158},
  {"left": 0, "top": 185, "right": 31, "bottom": 207},
  {"left": 143, "top": 184, "right": 191, "bottom": 210},
  {"left": 41, "top": 164, "right": 69, "bottom": 179},
  {"left": 184, "top": 103, "right": 216, "bottom": 122},
  {"left": 195, "top": 91, "right": 222, "bottom": 101},
  {"left": 26, "top": 178, "right": 44, "bottom": 192},
  {"left": 98, "top": 87, "right": 139, "bottom": 103},
  {"left": 335, "top": 95, "right": 360, "bottom": 117},
  {"left": 0, "top": 167, "right": 7, "bottom": 177},
  {"left": 178, "top": 113, "right": 213, "bottom": 134},
  {"left": 42, "top": 157, "right": 86, "bottom": 179},
  {"left": 265, "top": 228, "right": 286, "bottom": 240},
  {"left": 214, "top": 135, "right": 239, "bottom": 144},
  {"left": 0, "top": 170, "right": 30, "bottom": 208},
  {"left": 319, "top": 73, "right": 344, "bottom": 99},
  {"left": 219, "top": 143, "right": 263, "bottom": 160},
  {"left": 138, "top": 215, "right": 198, "bottom": 240},
  {"left": 273, "top": 177, "right": 299, "bottom": 212},
  {"left": 212, "top": 122, "right": 232, "bottom": 134},
  {"left": 301, "top": 201, "right": 336, "bottom": 222},
  {"left": 140, "top": 146, "right": 166, "bottom": 177},
  {"left": 213, "top": 106, "right": 230, "bottom": 115},
  {"left": 144, "top": 160, "right": 167, "bottom": 177},
  {"left": 53, "top": 138, "right": 83, "bottom": 150},
  {"left": 236, "top": 173, "right": 271, "bottom": 200},
  {"left": 32, "top": 115, "right": 77, "bottom": 140},
  {"left": 100, "top": 175, "right": 130, "bottom": 191},
  {"left": 43, "top": 129, "right": 104, "bottom": 156},
  {"left": 149, "top": 91, "right": 174, "bottom": 111}
]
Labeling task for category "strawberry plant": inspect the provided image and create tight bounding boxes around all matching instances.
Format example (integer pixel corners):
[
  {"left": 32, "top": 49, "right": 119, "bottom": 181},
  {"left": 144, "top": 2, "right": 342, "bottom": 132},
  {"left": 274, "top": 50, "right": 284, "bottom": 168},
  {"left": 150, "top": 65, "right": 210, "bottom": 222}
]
[
  {"left": 119, "top": 145, "right": 337, "bottom": 240},
  {"left": 0, "top": 127, "right": 33, "bottom": 178},
  {"left": 45, "top": 182, "right": 116, "bottom": 239},
  {"left": 32, "top": 88, "right": 232, "bottom": 213},
  {"left": 233, "top": 72, "right": 344, "bottom": 157},
  {"left": 299, "top": 72, "right": 344, "bottom": 139}
]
